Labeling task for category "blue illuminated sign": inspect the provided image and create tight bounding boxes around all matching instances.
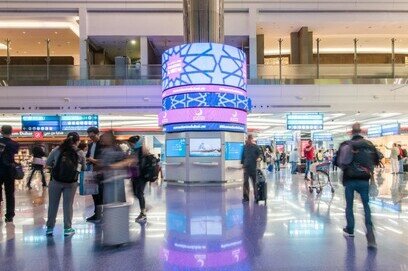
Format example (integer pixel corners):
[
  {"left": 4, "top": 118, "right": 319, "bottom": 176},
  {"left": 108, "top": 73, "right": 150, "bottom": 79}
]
[
  {"left": 165, "top": 139, "right": 186, "bottom": 157},
  {"left": 22, "top": 115, "right": 98, "bottom": 132},
  {"left": 381, "top": 123, "right": 400, "bottom": 136},
  {"left": 60, "top": 115, "right": 98, "bottom": 131},
  {"left": 287, "top": 113, "right": 324, "bottom": 130},
  {"left": 312, "top": 132, "right": 333, "bottom": 141},
  {"left": 367, "top": 126, "right": 382, "bottom": 138},
  {"left": 256, "top": 138, "right": 271, "bottom": 146},
  {"left": 225, "top": 142, "right": 244, "bottom": 160},
  {"left": 163, "top": 122, "right": 246, "bottom": 133},
  {"left": 274, "top": 132, "right": 294, "bottom": 142},
  {"left": 162, "top": 93, "right": 248, "bottom": 111},
  {"left": 21, "top": 115, "right": 60, "bottom": 132}
]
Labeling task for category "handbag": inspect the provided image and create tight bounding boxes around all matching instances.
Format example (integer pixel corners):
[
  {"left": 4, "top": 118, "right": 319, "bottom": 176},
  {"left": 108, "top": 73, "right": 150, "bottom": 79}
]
[
  {"left": 79, "top": 171, "right": 99, "bottom": 195},
  {"left": 13, "top": 163, "right": 25, "bottom": 180}
]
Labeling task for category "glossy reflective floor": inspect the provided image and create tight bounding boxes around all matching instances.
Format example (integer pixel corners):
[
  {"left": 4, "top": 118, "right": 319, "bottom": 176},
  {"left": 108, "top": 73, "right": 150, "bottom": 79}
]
[{"left": 1, "top": 167, "right": 408, "bottom": 271}]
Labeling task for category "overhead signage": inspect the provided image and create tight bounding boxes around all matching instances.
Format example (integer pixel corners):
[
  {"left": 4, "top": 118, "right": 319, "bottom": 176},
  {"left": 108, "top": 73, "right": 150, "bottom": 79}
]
[
  {"left": 286, "top": 113, "right": 324, "bottom": 130},
  {"left": 381, "top": 123, "right": 400, "bottom": 136},
  {"left": 60, "top": 115, "right": 99, "bottom": 131},
  {"left": 256, "top": 138, "right": 271, "bottom": 146},
  {"left": 21, "top": 115, "right": 60, "bottom": 132},
  {"left": 367, "top": 126, "right": 382, "bottom": 138},
  {"left": 312, "top": 132, "right": 332, "bottom": 141},
  {"left": 22, "top": 115, "right": 98, "bottom": 132},
  {"left": 274, "top": 132, "right": 294, "bottom": 142}
]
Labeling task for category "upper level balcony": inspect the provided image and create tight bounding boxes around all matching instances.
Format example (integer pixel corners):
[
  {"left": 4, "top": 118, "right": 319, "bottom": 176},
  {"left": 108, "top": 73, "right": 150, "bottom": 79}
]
[{"left": 0, "top": 63, "right": 407, "bottom": 86}]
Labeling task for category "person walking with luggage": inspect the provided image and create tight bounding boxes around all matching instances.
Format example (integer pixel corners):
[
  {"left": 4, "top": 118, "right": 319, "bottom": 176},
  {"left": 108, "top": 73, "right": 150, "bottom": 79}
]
[
  {"left": 27, "top": 143, "right": 47, "bottom": 189},
  {"left": 337, "top": 123, "right": 379, "bottom": 249},
  {"left": 289, "top": 148, "right": 299, "bottom": 174},
  {"left": 241, "top": 134, "right": 261, "bottom": 203},
  {"left": 45, "top": 132, "right": 85, "bottom": 236},
  {"left": 304, "top": 140, "right": 315, "bottom": 180},
  {"left": 0, "top": 125, "right": 19, "bottom": 223},
  {"left": 85, "top": 127, "right": 104, "bottom": 223}
]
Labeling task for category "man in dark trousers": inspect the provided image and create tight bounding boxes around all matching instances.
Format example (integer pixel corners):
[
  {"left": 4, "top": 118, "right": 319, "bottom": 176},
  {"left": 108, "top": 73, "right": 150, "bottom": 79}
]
[
  {"left": 241, "top": 134, "right": 261, "bottom": 203},
  {"left": 0, "top": 125, "right": 19, "bottom": 223},
  {"left": 27, "top": 143, "right": 47, "bottom": 189},
  {"left": 337, "top": 123, "right": 379, "bottom": 249},
  {"left": 85, "top": 127, "right": 103, "bottom": 222}
]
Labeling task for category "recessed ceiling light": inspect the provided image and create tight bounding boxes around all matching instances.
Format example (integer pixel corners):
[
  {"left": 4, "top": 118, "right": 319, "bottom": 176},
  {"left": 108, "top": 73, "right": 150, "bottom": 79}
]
[
  {"left": 37, "top": 41, "right": 41, "bottom": 44},
  {"left": 130, "top": 40, "right": 136, "bottom": 45},
  {"left": 54, "top": 31, "right": 58, "bottom": 34},
  {"left": 23, "top": 51, "right": 27, "bottom": 54},
  {"left": 66, "top": 41, "right": 71, "bottom": 44},
  {"left": 22, "top": 31, "right": 26, "bottom": 34}
]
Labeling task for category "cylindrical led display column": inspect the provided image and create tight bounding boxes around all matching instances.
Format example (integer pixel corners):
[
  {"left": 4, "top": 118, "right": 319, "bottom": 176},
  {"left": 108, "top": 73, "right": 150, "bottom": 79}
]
[{"left": 160, "top": 43, "right": 247, "bottom": 185}]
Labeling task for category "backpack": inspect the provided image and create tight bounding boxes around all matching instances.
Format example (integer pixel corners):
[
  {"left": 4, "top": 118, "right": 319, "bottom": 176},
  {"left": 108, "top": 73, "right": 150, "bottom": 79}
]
[
  {"left": 140, "top": 154, "right": 159, "bottom": 182},
  {"left": 403, "top": 149, "right": 407, "bottom": 158},
  {"left": 341, "top": 140, "right": 379, "bottom": 180},
  {"left": 52, "top": 149, "right": 80, "bottom": 183}
]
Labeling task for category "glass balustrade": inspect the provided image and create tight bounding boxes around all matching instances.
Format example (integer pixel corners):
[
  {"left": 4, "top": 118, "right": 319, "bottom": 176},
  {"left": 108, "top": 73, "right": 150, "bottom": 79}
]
[{"left": 0, "top": 63, "right": 406, "bottom": 84}]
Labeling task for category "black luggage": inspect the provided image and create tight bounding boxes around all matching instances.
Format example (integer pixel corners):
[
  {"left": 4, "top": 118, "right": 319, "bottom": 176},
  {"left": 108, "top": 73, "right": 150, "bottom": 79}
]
[
  {"left": 298, "top": 163, "right": 306, "bottom": 173},
  {"left": 256, "top": 169, "right": 267, "bottom": 204},
  {"left": 404, "top": 164, "right": 408, "bottom": 172}
]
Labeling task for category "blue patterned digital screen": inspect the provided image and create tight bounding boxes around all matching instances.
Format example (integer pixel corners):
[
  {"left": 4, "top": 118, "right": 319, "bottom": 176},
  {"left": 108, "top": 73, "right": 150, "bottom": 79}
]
[
  {"left": 162, "top": 43, "right": 247, "bottom": 91},
  {"left": 287, "top": 113, "right": 324, "bottom": 130},
  {"left": 381, "top": 123, "right": 400, "bottom": 136},
  {"left": 167, "top": 212, "right": 187, "bottom": 234},
  {"left": 162, "top": 93, "right": 248, "bottom": 111},
  {"left": 21, "top": 115, "right": 60, "bottom": 131},
  {"left": 60, "top": 115, "right": 99, "bottom": 131},
  {"left": 166, "top": 138, "right": 186, "bottom": 157},
  {"left": 225, "top": 142, "right": 244, "bottom": 160}
]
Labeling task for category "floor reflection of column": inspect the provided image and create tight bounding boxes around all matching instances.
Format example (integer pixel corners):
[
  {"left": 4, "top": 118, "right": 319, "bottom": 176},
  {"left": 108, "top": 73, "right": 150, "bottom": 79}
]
[{"left": 161, "top": 186, "right": 251, "bottom": 270}]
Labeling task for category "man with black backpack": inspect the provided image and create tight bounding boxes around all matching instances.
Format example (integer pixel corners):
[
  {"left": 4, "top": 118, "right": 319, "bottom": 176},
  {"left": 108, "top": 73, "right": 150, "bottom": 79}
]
[
  {"left": 0, "top": 125, "right": 19, "bottom": 223},
  {"left": 336, "top": 123, "right": 379, "bottom": 249}
]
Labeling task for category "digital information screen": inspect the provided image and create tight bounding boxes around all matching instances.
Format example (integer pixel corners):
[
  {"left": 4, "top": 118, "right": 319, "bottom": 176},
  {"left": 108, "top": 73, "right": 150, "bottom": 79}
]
[
  {"left": 60, "top": 115, "right": 99, "bottom": 131},
  {"left": 225, "top": 142, "right": 244, "bottom": 160},
  {"left": 256, "top": 138, "right": 271, "bottom": 146},
  {"left": 165, "top": 138, "right": 187, "bottom": 157},
  {"left": 367, "top": 126, "right": 382, "bottom": 138},
  {"left": 273, "top": 132, "right": 294, "bottom": 142},
  {"left": 312, "top": 132, "right": 333, "bottom": 141},
  {"left": 286, "top": 113, "right": 324, "bottom": 130},
  {"left": 381, "top": 123, "right": 400, "bottom": 136},
  {"left": 190, "top": 138, "right": 221, "bottom": 157},
  {"left": 163, "top": 122, "right": 246, "bottom": 133},
  {"left": 159, "top": 108, "right": 247, "bottom": 126},
  {"left": 21, "top": 115, "right": 60, "bottom": 131}
]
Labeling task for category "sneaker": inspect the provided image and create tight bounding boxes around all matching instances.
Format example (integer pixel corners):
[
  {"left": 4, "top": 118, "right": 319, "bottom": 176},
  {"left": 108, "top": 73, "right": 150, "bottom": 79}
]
[
  {"left": 64, "top": 228, "right": 75, "bottom": 236},
  {"left": 46, "top": 227, "right": 54, "bottom": 236},
  {"left": 366, "top": 231, "right": 377, "bottom": 249},
  {"left": 86, "top": 214, "right": 101, "bottom": 223},
  {"left": 135, "top": 213, "right": 147, "bottom": 223},
  {"left": 343, "top": 228, "right": 354, "bottom": 237}
]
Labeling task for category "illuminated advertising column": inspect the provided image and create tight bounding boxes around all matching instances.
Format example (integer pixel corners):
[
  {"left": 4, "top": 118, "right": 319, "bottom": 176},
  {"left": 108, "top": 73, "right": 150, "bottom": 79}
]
[{"left": 160, "top": 43, "right": 248, "bottom": 185}]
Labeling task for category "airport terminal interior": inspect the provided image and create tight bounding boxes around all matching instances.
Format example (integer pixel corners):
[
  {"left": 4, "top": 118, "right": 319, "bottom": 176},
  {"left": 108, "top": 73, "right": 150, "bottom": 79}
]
[{"left": 0, "top": 0, "right": 408, "bottom": 270}]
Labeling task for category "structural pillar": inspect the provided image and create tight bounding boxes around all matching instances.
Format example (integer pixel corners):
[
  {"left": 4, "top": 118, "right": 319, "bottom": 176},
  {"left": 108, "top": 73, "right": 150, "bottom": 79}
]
[
  {"left": 256, "top": 34, "right": 264, "bottom": 65},
  {"left": 290, "top": 26, "right": 313, "bottom": 64},
  {"left": 140, "top": 36, "right": 149, "bottom": 78},
  {"left": 249, "top": 8, "right": 258, "bottom": 79},
  {"left": 79, "top": 7, "right": 89, "bottom": 80}
]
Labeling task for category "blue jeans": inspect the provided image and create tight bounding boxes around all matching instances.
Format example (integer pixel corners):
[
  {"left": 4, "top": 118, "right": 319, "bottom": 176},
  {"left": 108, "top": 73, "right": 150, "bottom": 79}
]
[
  {"left": 304, "top": 160, "right": 313, "bottom": 178},
  {"left": 398, "top": 159, "right": 404, "bottom": 173},
  {"left": 275, "top": 160, "right": 280, "bottom": 171},
  {"left": 344, "top": 180, "right": 373, "bottom": 233},
  {"left": 290, "top": 162, "right": 297, "bottom": 174}
]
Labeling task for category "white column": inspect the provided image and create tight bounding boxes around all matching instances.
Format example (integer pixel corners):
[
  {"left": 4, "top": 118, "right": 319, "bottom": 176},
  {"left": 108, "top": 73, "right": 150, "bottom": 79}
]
[
  {"left": 249, "top": 8, "right": 258, "bottom": 79},
  {"left": 140, "top": 36, "right": 149, "bottom": 78},
  {"left": 79, "top": 7, "right": 88, "bottom": 79}
]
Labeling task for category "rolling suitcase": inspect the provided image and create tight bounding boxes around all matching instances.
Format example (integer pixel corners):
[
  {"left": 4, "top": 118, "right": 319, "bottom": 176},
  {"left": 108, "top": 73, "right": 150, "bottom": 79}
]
[{"left": 256, "top": 169, "right": 267, "bottom": 204}]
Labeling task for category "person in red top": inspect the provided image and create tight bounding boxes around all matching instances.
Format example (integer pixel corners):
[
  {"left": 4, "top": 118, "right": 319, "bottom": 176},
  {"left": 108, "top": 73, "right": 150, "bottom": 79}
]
[{"left": 304, "top": 139, "right": 315, "bottom": 179}]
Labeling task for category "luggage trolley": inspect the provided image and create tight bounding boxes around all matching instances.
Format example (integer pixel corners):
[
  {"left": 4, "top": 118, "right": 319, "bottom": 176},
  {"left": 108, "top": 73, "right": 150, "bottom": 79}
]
[{"left": 308, "top": 162, "right": 335, "bottom": 194}]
